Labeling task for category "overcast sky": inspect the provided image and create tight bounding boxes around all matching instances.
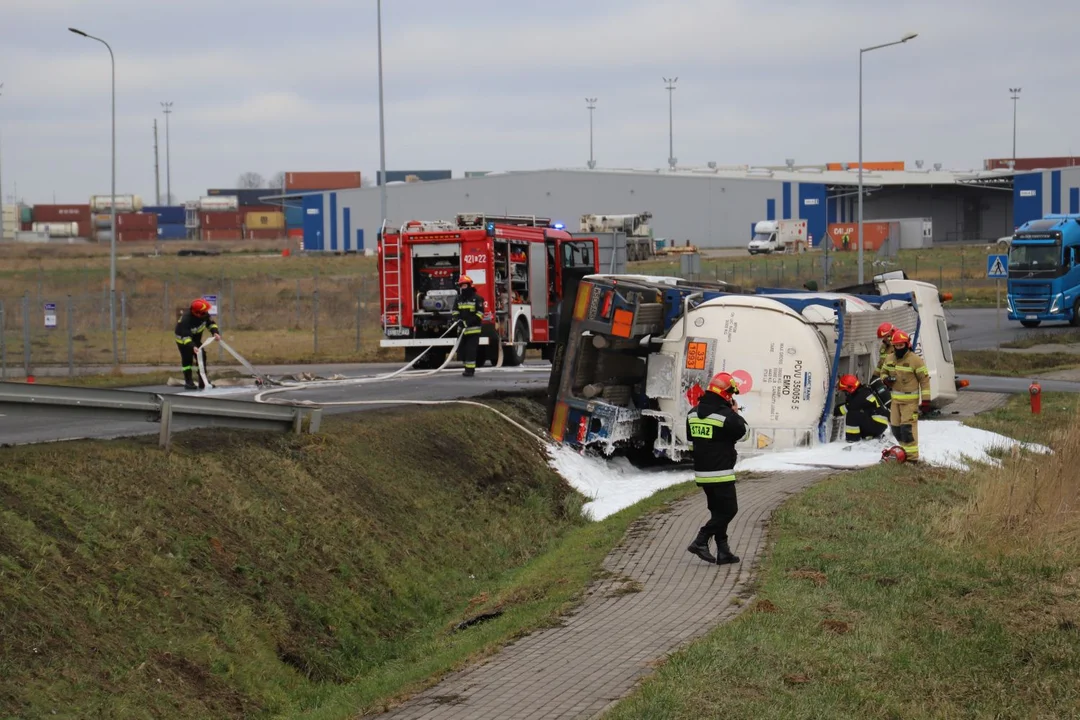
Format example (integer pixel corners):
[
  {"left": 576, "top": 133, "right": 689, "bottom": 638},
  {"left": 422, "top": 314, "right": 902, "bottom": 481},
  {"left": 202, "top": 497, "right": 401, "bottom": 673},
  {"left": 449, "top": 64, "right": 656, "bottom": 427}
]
[{"left": 2, "top": 0, "right": 1078, "bottom": 205}]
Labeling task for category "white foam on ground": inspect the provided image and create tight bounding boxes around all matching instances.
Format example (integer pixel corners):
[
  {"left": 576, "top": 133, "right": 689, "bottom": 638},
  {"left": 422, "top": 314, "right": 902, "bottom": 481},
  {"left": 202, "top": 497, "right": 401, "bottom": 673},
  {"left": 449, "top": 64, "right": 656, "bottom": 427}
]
[{"left": 547, "top": 420, "right": 1050, "bottom": 521}]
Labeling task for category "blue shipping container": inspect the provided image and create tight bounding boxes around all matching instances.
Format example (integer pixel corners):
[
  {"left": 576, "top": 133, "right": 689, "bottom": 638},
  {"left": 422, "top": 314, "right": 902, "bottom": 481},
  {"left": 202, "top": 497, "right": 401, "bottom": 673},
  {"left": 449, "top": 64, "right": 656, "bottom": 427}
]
[
  {"left": 145, "top": 206, "right": 186, "bottom": 225},
  {"left": 157, "top": 224, "right": 188, "bottom": 240},
  {"left": 285, "top": 205, "right": 304, "bottom": 228}
]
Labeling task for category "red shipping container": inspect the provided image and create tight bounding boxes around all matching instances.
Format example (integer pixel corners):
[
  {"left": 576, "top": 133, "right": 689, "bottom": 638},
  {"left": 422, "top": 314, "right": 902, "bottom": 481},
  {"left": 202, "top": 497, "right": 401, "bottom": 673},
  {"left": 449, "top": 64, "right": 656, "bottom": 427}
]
[
  {"left": 245, "top": 229, "right": 284, "bottom": 240},
  {"left": 287, "top": 228, "right": 304, "bottom": 239},
  {"left": 202, "top": 229, "right": 243, "bottom": 241},
  {"left": 115, "top": 212, "right": 158, "bottom": 231},
  {"left": 200, "top": 211, "right": 243, "bottom": 230},
  {"left": 21, "top": 221, "right": 32, "bottom": 231},
  {"left": 286, "top": 171, "right": 362, "bottom": 191},
  {"left": 31, "top": 204, "right": 92, "bottom": 236},
  {"left": 827, "top": 222, "right": 892, "bottom": 252},
  {"left": 117, "top": 230, "right": 158, "bottom": 242}
]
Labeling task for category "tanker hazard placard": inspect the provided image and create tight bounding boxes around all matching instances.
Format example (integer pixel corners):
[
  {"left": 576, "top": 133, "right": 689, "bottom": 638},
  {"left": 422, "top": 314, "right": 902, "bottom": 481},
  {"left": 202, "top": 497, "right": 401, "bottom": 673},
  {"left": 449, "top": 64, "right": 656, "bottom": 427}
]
[{"left": 685, "top": 342, "right": 708, "bottom": 370}]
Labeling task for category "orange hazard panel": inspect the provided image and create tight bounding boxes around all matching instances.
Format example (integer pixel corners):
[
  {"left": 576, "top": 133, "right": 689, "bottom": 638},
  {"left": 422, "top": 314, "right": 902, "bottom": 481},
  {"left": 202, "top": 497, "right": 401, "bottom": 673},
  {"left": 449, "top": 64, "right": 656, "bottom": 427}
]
[
  {"left": 551, "top": 402, "right": 569, "bottom": 441},
  {"left": 611, "top": 308, "right": 634, "bottom": 337},
  {"left": 573, "top": 283, "right": 592, "bottom": 320},
  {"left": 685, "top": 342, "right": 708, "bottom": 370}
]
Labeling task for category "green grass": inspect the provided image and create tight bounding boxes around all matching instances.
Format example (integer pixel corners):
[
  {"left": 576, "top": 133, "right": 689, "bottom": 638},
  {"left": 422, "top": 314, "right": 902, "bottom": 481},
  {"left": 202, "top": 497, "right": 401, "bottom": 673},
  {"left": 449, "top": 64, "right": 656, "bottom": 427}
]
[
  {"left": 1001, "top": 329, "right": 1080, "bottom": 349},
  {"left": 963, "top": 392, "right": 1080, "bottom": 445},
  {"left": 953, "top": 349, "right": 1080, "bottom": 377},
  {"left": 0, "top": 399, "right": 695, "bottom": 719},
  {"left": 605, "top": 451, "right": 1080, "bottom": 718}
]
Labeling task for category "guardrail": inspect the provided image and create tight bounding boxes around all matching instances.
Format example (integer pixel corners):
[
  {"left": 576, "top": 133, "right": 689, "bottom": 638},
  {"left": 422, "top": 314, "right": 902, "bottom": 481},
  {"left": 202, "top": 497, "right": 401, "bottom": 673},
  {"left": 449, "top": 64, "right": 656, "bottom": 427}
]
[{"left": 0, "top": 382, "right": 321, "bottom": 449}]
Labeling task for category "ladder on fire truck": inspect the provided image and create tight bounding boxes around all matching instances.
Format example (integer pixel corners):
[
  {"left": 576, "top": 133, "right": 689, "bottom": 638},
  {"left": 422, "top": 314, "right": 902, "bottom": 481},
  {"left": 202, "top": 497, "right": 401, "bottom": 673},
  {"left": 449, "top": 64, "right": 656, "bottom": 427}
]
[
  {"left": 456, "top": 213, "right": 553, "bottom": 229},
  {"left": 380, "top": 219, "right": 402, "bottom": 329}
]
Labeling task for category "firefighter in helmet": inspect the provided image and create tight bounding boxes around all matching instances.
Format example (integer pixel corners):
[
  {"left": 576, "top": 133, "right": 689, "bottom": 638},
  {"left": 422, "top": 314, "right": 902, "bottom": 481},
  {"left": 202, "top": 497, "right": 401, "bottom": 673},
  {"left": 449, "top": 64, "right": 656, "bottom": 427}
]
[
  {"left": 876, "top": 322, "right": 895, "bottom": 375},
  {"left": 686, "top": 372, "right": 748, "bottom": 566},
  {"left": 175, "top": 298, "right": 220, "bottom": 390},
  {"left": 833, "top": 374, "right": 889, "bottom": 442},
  {"left": 879, "top": 328, "right": 931, "bottom": 462},
  {"left": 452, "top": 275, "right": 486, "bottom": 377}
]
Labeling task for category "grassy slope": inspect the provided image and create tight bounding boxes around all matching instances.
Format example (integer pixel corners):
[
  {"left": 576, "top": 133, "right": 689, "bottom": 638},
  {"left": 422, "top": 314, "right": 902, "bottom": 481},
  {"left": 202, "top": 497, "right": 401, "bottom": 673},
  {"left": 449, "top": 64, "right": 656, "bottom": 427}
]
[
  {"left": 0, "top": 402, "right": 693, "bottom": 719},
  {"left": 607, "top": 394, "right": 1080, "bottom": 720},
  {"left": 953, "top": 349, "right": 1080, "bottom": 377}
]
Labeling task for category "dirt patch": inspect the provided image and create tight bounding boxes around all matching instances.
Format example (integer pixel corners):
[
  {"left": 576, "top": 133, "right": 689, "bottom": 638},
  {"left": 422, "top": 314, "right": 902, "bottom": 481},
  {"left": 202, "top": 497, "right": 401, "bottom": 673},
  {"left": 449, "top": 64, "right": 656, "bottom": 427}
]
[
  {"left": 789, "top": 569, "right": 828, "bottom": 586},
  {"left": 150, "top": 652, "right": 260, "bottom": 719},
  {"left": 820, "top": 619, "right": 851, "bottom": 635}
]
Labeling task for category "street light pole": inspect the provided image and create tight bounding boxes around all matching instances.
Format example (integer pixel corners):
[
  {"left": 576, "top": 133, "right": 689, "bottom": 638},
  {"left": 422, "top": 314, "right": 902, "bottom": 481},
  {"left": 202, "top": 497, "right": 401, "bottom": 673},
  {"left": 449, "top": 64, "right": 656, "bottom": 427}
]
[
  {"left": 663, "top": 77, "right": 678, "bottom": 170},
  {"left": 0, "top": 82, "right": 5, "bottom": 242},
  {"left": 161, "top": 101, "right": 173, "bottom": 204},
  {"left": 153, "top": 118, "right": 161, "bottom": 205},
  {"left": 858, "top": 32, "right": 917, "bottom": 285},
  {"left": 70, "top": 27, "right": 118, "bottom": 364},
  {"left": 377, "top": 0, "right": 388, "bottom": 233},
  {"left": 586, "top": 98, "right": 597, "bottom": 169},
  {"left": 1010, "top": 88, "right": 1021, "bottom": 166}
]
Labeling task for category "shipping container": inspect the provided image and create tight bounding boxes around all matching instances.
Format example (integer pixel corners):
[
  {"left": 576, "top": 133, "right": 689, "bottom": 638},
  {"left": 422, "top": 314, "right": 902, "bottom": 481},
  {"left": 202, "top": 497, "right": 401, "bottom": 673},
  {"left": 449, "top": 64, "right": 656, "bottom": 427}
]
[
  {"left": 827, "top": 222, "right": 894, "bottom": 252},
  {"left": 21, "top": 221, "right": 32, "bottom": 232},
  {"left": 144, "top": 205, "right": 186, "bottom": 225},
  {"left": 30, "top": 204, "right": 92, "bottom": 235},
  {"left": 32, "top": 222, "right": 79, "bottom": 238},
  {"left": 20, "top": 206, "right": 32, "bottom": 223},
  {"left": 245, "top": 229, "right": 284, "bottom": 240},
  {"left": 157, "top": 224, "right": 188, "bottom": 240},
  {"left": 285, "top": 205, "right": 303, "bottom": 227},
  {"left": 287, "top": 227, "right": 304, "bottom": 240},
  {"left": 201, "top": 229, "right": 243, "bottom": 241},
  {"left": 206, "top": 188, "right": 279, "bottom": 206},
  {"left": 285, "top": 171, "right": 362, "bottom": 191},
  {"left": 94, "top": 213, "right": 112, "bottom": 229},
  {"left": 200, "top": 211, "right": 243, "bottom": 230},
  {"left": 244, "top": 211, "right": 285, "bottom": 230},
  {"left": 984, "top": 156, "right": 1080, "bottom": 171},
  {"left": 199, "top": 196, "right": 240, "bottom": 212},
  {"left": 15, "top": 231, "right": 50, "bottom": 243},
  {"left": 115, "top": 213, "right": 158, "bottom": 231},
  {"left": 116, "top": 230, "right": 158, "bottom": 243},
  {"left": 90, "top": 194, "right": 143, "bottom": 212}
]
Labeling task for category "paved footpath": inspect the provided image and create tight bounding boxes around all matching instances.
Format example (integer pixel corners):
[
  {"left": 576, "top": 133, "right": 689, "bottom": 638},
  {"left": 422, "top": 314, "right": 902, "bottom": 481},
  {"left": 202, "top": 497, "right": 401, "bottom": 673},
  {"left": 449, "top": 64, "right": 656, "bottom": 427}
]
[{"left": 378, "top": 469, "right": 828, "bottom": 720}]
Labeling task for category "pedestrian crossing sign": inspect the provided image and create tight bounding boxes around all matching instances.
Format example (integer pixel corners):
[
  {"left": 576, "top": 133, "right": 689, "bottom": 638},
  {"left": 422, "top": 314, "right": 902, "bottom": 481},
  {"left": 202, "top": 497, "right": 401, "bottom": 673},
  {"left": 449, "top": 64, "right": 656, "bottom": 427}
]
[{"left": 986, "top": 254, "right": 1008, "bottom": 279}]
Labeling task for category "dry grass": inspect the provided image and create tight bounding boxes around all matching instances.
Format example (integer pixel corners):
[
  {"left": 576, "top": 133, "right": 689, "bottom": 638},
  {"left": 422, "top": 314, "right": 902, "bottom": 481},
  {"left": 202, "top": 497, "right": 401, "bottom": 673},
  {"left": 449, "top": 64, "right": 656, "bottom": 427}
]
[{"left": 941, "top": 406, "right": 1080, "bottom": 556}]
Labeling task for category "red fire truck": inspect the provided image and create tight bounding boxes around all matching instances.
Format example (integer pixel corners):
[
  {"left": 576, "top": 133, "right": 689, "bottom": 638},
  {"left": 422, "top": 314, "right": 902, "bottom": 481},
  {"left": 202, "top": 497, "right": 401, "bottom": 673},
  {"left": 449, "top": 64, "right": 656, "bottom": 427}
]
[{"left": 379, "top": 213, "right": 600, "bottom": 368}]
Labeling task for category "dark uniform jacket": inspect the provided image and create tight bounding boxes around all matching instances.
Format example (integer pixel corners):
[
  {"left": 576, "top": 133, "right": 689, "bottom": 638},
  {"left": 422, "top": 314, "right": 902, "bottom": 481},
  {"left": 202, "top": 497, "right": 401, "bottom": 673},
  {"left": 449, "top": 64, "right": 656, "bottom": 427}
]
[
  {"left": 685, "top": 392, "right": 748, "bottom": 483},
  {"left": 834, "top": 384, "right": 889, "bottom": 440},
  {"left": 174, "top": 311, "right": 219, "bottom": 347},
  {"left": 452, "top": 287, "right": 486, "bottom": 335}
]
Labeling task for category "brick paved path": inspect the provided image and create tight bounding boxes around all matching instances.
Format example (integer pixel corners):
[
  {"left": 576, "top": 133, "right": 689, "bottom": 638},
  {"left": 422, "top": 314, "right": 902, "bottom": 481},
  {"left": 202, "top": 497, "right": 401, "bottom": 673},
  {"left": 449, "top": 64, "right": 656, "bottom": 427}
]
[{"left": 378, "top": 469, "right": 828, "bottom": 720}]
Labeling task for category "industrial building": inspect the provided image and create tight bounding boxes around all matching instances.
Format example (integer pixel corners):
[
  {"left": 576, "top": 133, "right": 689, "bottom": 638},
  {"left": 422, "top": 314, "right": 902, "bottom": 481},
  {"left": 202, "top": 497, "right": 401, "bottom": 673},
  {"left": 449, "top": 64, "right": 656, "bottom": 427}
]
[
  {"left": 285, "top": 165, "right": 1030, "bottom": 253},
  {"left": 1013, "top": 166, "right": 1080, "bottom": 227}
]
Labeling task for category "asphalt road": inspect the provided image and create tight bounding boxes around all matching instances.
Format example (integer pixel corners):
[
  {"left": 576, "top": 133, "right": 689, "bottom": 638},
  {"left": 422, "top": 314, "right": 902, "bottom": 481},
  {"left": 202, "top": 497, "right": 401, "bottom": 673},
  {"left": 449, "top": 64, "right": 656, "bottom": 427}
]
[
  {"left": 0, "top": 365, "right": 551, "bottom": 447},
  {"left": 946, "top": 307, "right": 1077, "bottom": 350}
]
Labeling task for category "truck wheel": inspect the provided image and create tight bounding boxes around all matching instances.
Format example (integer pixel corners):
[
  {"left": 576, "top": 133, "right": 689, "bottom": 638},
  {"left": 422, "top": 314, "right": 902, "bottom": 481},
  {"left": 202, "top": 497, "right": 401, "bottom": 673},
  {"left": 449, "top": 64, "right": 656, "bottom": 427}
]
[
  {"left": 479, "top": 326, "right": 501, "bottom": 367},
  {"left": 1020, "top": 320, "right": 1042, "bottom": 328},
  {"left": 1071, "top": 299, "right": 1080, "bottom": 327},
  {"left": 503, "top": 318, "right": 529, "bottom": 367}
]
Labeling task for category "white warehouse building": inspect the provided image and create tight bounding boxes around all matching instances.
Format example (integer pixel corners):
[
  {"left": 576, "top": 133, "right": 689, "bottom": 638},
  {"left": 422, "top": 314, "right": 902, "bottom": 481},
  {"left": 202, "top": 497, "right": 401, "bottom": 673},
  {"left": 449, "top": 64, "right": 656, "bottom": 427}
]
[{"left": 277, "top": 166, "right": 1020, "bottom": 253}]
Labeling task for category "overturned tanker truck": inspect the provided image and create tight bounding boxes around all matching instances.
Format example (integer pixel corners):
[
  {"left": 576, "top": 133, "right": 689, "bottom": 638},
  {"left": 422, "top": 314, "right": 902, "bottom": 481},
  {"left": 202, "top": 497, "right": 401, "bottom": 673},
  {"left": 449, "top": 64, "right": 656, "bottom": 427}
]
[{"left": 545, "top": 272, "right": 962, "bottom": 462}]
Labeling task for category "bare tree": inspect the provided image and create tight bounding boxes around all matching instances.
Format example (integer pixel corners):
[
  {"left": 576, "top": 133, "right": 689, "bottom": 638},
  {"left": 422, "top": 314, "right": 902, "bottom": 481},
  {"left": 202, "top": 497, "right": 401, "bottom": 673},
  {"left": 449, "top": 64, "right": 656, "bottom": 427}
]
[
  {"left": 237, "top": 172, "right": 265, "bottom": 189},
  {"left": 269, "top": 171, "right": 286, "bottom": 190}
]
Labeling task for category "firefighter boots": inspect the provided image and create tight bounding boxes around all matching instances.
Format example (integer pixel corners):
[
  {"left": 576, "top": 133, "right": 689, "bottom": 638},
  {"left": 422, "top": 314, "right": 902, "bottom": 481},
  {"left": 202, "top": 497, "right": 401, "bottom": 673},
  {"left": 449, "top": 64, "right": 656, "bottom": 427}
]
[
  {"left": 687, "top": 531, "right": 717, "bottom": 564},
  {"left": 715, "top": 539, "right": 740, "bottom": 565}
]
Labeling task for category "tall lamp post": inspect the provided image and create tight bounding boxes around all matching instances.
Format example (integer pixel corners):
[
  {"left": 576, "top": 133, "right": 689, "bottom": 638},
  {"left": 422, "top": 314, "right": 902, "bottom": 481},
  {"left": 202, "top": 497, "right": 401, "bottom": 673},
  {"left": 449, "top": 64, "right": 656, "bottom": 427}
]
[
  {"left": 663, "top": 77, "right": 678, "bottom": 170},
  {"left": 858, "top": 32, "right": 917, "bottom": 285},
  {"left": 1009, "top": 87, "right": 1021, "bottom": 167},
  {"left": 70, "top": 27, "right": 118, "bottom": 364},
  {"left": 0, "top": 82, "right": 5, "bottom": 241},
  {"left": 161, "top": 101, "right": 173, "bottom": 203},
  {"left": 586, "top": 97, "right": 597, "bottom": 169},
  {"left": 376, "top": 0, "right": 388, "bottom": 233}
]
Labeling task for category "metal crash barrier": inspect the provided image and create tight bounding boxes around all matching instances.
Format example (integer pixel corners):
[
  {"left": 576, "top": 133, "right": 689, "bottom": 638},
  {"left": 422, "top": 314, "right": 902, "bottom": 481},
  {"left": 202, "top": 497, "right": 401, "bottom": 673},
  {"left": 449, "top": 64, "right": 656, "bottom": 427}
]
[{"left": 0, "top": 382, "right": 321, "bottom": 449}]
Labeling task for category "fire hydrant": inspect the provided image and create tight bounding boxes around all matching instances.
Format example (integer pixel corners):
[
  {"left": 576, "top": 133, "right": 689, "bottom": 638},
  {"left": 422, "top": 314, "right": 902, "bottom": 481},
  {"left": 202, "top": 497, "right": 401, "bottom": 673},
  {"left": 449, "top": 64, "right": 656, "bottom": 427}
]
[{"left": 1029, "top": 380, "right": 1042, "bottom": 415}]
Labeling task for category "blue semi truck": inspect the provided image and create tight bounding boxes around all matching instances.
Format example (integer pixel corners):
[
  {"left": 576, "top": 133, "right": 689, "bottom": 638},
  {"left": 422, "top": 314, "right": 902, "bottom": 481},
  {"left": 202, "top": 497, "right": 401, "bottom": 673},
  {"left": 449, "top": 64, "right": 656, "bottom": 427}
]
[{"left": 1007, "top": 214, "right": 1080, "bottom": 328}]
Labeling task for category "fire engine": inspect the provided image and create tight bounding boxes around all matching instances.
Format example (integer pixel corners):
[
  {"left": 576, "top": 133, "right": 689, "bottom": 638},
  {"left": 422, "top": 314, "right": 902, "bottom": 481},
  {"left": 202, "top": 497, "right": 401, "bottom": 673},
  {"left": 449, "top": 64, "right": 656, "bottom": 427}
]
[{"left": 379, "top": 213, "right": 600, "bottom": 368}]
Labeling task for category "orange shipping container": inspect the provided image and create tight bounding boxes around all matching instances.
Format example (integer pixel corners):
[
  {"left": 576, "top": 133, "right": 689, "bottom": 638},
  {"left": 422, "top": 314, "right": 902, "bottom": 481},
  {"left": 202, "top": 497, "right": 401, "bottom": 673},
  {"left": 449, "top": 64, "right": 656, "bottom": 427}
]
[
  {"left": 827, "top": 222, "right": 892, "bottom": 252},
  {"left": 244, "top": 211, "right": 285, "bottom": 230},
  {"left": 285, "top": 171, "right": 362, "bottom": 191},
  {"left": 825, "top": 161, "right": 905, "bottom": 171}
]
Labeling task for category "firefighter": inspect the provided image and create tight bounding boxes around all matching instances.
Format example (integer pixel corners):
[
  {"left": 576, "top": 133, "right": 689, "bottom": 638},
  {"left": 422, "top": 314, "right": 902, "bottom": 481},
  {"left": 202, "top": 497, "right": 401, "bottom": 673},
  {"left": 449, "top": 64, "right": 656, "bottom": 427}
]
[
  {"left": 175, "top": 298, "right": 220, "bottom": 390},
  {"left": 876, "top": 322, "right": 895, "bottom": 374},
  {"left": 880, "top": 329, "right": 931, "bottom": 462},
  {"left": 452, "top": 275, "right": 486, "bottom": 377},
  {"left": 685, "top": 372, "right": 749, "bottom": 566},
  {"left": 833, "top": 374, "right": 890, "bottom": 442}
]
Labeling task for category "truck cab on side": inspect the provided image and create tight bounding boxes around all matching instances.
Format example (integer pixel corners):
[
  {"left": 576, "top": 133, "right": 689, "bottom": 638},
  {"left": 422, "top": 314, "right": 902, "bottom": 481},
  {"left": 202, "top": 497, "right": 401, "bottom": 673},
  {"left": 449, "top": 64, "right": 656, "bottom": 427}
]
[{"left": 1006, "top": 214, "right": 1080, "bottom": 328}]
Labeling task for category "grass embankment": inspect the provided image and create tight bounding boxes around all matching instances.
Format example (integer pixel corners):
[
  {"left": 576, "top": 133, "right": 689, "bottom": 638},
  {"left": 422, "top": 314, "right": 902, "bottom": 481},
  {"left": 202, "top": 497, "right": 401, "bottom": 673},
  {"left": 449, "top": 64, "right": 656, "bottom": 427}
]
[
  {"left": 1002, "top": 329, "right": 1080, "bottom": 349},
  {"left": 0, "top": 396, "right": 693, "bottom": 719},
  {"left": 953, "top": 349, "right": 1080, "bottom": 377},
  {"left": 608, "top": 393, "right": 1080, "bottom": 719}
]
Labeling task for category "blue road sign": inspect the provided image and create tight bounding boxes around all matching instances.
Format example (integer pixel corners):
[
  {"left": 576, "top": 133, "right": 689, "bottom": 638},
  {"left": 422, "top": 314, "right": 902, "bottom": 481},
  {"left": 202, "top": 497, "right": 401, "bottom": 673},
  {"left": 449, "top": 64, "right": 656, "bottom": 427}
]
[{"left": 986, "top": 254, "right": 1009, "bottom": 279}]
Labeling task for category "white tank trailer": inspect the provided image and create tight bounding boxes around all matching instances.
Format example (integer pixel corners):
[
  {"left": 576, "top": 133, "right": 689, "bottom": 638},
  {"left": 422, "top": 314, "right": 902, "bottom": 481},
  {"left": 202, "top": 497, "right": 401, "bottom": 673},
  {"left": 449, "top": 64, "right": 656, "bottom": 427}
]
[
  {"left": 90, "top": 195, "right": 143, "bottom": 212},
  {"left": 197, "top": 196, "right": 239, "bottom": 212},
  {"left": 547, "top": 273, "right": 959, "bottom": 461},
  {"left": 31, "top": 222, "right": 79, "bottom": 238}
]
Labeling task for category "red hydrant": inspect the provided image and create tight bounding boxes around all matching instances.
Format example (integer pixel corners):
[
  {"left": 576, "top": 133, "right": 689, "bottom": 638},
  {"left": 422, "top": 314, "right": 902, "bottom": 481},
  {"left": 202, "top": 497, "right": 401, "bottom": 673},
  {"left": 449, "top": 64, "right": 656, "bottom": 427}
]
[{"left": 1029, "top": 381, "right": 1042, "bottom": 414}]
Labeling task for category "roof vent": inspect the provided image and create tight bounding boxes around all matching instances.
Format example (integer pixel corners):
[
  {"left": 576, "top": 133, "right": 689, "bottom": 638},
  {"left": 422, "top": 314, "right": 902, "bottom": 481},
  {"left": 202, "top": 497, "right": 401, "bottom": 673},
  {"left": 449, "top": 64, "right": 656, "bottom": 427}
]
[
  {"left": 933, "top": 163, "right": 942, "bottom": 171},
  {"left": 915, "top": 160, "right": 924, "bottom": 169}
]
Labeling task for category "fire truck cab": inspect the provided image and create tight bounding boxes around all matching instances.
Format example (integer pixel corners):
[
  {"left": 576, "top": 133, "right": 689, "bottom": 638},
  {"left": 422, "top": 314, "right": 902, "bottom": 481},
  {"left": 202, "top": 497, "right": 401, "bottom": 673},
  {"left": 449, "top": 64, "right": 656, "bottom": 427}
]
[{"left": 379, "top": 213, "right": 599, "bottom": 368}]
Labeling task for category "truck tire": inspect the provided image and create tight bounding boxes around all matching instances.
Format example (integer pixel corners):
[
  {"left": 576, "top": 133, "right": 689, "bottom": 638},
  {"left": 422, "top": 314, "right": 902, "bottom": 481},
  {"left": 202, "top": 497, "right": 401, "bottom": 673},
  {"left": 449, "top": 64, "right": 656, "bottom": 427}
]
[
  {"left": 503, "top": 318, "right": 529, "bottom": 367},
  {"left": 1021, "top": 320, "right": 1042, "bottom": 328},
  {"left": 1071, "top": 299, "right": 1080, "bottom": 327}
]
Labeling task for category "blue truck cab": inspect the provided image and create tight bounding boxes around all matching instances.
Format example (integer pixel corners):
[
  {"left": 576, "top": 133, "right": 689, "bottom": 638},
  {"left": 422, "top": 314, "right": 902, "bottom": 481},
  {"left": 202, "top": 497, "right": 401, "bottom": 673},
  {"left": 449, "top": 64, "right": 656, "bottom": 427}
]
[{"left": 1007, "top": 214, "right": 1080, "bottom": 328}]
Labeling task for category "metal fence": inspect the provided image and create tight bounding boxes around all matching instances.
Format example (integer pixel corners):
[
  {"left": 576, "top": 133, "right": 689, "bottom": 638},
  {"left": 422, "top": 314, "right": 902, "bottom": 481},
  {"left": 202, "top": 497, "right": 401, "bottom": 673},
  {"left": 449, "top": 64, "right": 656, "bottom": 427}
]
[{"left": 0, "top": 272, "right": 385, "bottom": 378}]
